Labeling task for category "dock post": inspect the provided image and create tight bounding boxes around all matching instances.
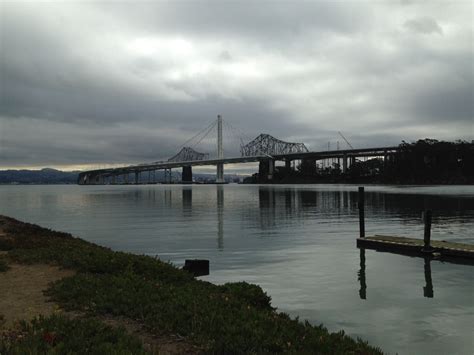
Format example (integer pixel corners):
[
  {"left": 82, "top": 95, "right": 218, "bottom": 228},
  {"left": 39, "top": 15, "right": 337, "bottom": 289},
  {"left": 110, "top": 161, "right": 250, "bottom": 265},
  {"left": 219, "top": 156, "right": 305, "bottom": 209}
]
[
  {"left": 423, "top": 210, "right": 433, "bottom": 252},
  {"left": 358, "top": 186, "right": 365, "bottom": 238}
]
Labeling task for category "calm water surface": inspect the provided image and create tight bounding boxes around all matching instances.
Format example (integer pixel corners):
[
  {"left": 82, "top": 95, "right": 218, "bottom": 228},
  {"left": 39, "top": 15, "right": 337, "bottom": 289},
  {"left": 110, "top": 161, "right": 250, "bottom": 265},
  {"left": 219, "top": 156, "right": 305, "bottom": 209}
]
[{"left": 1, "top": 184, "right": 473, "bottom": 354}]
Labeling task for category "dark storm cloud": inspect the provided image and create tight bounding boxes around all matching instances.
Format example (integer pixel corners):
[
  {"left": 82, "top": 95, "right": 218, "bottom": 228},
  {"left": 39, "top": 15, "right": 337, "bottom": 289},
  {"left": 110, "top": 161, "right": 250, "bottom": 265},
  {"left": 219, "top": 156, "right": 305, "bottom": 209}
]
[
  {"left": 96, "top": 1, "right": 369, "bottom": 41},
  {"left": 0, "top": 1, "right": 472, "bottom": 169}
]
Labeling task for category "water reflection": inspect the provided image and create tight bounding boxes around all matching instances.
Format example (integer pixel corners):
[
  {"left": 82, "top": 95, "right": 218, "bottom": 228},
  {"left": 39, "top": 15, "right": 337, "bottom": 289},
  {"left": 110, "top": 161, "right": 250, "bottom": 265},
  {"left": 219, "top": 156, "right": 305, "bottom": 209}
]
[
  {"left": 164, "top": 189, "right": 172, "bottom": 208},
  {"left": 358, "top": 249, "right": 436, "bottom": 299},
  {"left": 258, "top": 189, "right": 276, "bottom": 229},
  {"left": 217, "top": 186, "right": 224, "bottom": 251},
  {"left": 252, "top": 187, "right": 474, "bottom": 246},
  {"left": 424, "top": 257, "right": 434, "bottom": 298},
  {"left": 182, "top": 188, "right": 192, "bottom": 214},
  {"left": 1, "top": 185, "right": 473, "bottom": 355},
  {"left": 358, "top": 249, "right": 367, "bottom": 300},
  {"left": 298, "top": 189, "right": 318, "bottom": 207}
]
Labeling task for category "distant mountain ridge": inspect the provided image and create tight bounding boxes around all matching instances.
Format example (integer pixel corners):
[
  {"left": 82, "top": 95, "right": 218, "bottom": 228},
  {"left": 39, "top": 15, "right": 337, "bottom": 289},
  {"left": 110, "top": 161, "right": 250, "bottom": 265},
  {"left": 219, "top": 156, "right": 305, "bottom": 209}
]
[
  {"left": 0, "top": 168, "right": 79, "bottom": 184},
  {"left": 0, "top": 168, "right": 242, "bottom": 184}
]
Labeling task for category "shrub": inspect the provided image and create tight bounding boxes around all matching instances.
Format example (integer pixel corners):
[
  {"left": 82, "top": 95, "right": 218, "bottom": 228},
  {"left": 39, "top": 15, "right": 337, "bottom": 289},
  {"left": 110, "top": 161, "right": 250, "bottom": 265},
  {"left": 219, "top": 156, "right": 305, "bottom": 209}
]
[{"left": 222, "top": 281, "right": 273, "bottom": 310}]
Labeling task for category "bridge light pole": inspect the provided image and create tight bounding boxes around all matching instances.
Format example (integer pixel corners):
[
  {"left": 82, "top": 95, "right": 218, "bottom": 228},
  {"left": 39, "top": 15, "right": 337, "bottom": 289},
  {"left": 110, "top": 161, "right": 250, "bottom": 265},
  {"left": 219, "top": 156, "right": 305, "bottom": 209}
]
[{"left": 216, "top": 114, "right": 224, "bottom": 183}]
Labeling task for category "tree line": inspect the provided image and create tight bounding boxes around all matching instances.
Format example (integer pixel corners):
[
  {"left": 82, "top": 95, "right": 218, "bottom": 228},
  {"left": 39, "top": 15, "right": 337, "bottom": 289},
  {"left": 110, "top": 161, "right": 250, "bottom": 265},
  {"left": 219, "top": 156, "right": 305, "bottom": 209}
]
[{"left": 245, "top": 139, "right": 474, "bottom": 184}]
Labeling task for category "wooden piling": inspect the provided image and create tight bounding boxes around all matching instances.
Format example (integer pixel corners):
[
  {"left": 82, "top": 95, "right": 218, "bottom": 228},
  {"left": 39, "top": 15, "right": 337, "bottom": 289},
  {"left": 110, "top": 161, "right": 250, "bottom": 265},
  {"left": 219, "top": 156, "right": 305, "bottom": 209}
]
[
  {"left": 358, "top": 187, "right": 365, "bottom": 238},
  {"left": 423, "top": 210, "right": 433, "bottom": 252}
]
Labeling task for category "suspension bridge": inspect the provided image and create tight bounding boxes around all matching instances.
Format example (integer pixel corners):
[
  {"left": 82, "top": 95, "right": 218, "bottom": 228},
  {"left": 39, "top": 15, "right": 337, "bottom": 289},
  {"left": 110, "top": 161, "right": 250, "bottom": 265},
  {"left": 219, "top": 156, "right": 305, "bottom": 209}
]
[{"left": 78, "top": 115, "right": 399, "bottom": 184}]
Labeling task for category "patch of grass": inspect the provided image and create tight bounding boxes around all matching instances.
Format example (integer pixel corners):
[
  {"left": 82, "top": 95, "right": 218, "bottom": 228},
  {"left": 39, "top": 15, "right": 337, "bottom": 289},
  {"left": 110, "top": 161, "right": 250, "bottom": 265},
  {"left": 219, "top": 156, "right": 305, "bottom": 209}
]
[
  {"left": 0, "top": 314, "right": 146, "bottom": 354},
  {"left": 49, "top": 273, "right": 379, "bottom": 353},
  {"left": 1, "top": 216, "right": 383, "bottom": 354},
  {"left": 3, "top": 216, "right": 192, "bottom": 284}
]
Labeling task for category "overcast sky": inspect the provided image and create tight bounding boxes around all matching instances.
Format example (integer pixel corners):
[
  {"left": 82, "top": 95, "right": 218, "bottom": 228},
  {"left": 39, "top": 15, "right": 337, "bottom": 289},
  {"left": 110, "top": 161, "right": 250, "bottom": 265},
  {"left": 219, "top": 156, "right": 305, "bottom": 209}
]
[{"left": 0, "top": 0, "right": 472, "bottom": 171}]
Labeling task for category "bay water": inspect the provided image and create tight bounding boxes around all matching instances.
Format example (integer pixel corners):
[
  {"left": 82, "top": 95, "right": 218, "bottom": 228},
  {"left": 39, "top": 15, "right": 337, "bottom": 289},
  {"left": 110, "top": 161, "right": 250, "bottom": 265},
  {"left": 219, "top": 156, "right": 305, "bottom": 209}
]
[{"left": 1, "top": 184, "right": 473, "bottom": 354}]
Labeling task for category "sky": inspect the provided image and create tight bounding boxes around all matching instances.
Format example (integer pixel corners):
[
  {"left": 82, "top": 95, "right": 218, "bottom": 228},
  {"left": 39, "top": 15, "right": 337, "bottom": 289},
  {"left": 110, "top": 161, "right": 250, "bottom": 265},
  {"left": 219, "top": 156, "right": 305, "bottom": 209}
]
[{"left": 0, "top": 0, "right": 472, "bottom": 171}]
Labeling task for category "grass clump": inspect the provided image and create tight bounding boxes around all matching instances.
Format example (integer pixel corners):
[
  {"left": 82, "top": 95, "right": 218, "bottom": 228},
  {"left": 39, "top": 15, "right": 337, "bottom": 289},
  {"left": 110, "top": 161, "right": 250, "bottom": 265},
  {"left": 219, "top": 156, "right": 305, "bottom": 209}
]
[
  {"left": 1, "top": 216, "right": 383, "bottom": 354},
  {"left": 0, "top": 314, "right": 146, "bottom": 354},
  {"left": 49, "top": 274, "right": 379, "bottom": 353}
]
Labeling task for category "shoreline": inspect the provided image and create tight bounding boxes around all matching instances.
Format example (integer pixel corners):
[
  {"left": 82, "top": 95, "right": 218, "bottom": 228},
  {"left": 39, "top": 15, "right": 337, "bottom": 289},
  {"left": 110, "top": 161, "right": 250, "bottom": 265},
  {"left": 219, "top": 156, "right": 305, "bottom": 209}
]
[
  {"left": 0, "top": 215, "right": 383, "bottom": 354},
  {"left": 1, "top": 181, "right": 474, "bottom": 186}
]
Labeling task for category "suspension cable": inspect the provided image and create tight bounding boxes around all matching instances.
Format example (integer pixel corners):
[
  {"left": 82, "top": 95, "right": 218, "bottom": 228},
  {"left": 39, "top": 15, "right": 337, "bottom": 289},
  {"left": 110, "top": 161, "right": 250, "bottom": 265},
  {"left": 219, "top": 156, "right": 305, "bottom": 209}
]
[
  {"left": 174, "top": 118, "right": 217, "bottom": 152},
  {"left": 191, "top": 120, "right": 217, "bottom": 149}
]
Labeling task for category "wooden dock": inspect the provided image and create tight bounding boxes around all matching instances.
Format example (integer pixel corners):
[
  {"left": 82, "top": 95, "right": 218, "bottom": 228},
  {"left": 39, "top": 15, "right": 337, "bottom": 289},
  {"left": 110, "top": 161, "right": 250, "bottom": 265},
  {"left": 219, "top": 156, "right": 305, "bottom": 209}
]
[
  {"left": 357, "top": 235, "right": 474, "bottom": 261},
  {"left": 355, "top": 187, "right": 474, "bottom": 264}
]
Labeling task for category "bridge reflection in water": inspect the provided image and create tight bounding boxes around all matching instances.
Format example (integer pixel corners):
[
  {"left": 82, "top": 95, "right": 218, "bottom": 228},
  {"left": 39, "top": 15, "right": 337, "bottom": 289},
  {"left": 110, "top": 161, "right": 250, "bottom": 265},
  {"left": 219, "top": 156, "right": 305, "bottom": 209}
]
[
  {"left": 173, "top": 186, "right": 473, "bottom": 300},
  {"left": 104, "top": 185, "right": 472, "bottom": 302},
  {"left": 178, "top": 186, "right": 225, "bottom": 251}
]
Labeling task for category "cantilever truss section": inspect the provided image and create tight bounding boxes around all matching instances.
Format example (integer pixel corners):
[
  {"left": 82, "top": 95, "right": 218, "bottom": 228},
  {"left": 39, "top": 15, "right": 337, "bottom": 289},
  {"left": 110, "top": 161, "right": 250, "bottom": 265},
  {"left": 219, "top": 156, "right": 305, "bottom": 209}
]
[
  {"left": 168, "top": 147, "right": 209, "bottom": 162},
  {"left": 241, "top": 133, "right": 309, "bottom": 157}
]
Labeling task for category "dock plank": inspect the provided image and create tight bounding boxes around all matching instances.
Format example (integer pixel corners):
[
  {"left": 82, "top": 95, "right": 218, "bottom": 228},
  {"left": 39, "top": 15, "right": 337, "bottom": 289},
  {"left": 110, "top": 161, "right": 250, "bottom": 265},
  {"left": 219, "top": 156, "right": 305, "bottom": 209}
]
[{"left": 357, "top": 235, "right": 474, "bottom": 260}]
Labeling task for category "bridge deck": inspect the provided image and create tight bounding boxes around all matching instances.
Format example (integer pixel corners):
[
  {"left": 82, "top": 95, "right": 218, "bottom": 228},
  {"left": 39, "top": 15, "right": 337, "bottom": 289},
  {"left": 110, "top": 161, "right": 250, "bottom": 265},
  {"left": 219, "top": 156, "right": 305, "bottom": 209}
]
[{"left": 80, "top": 146, "right": 399, "bottom": 177}]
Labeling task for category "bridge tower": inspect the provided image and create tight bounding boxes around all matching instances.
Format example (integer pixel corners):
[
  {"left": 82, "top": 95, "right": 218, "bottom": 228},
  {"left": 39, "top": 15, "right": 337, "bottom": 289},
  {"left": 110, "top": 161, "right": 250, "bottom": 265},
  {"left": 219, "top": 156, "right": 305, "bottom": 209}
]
[{"left": 216, "top": 115, "right": 224, "bottom": 183}]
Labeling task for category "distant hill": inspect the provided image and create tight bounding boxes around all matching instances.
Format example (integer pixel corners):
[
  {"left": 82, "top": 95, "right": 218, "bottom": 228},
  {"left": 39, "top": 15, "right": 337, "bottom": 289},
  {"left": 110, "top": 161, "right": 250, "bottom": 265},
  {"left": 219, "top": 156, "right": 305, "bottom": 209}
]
[
  {"left": 0, "top": 168, "right": 79, "bottom": 184},
  {"left": 0, "top": 168, "right": 243, "bottom": 184}
]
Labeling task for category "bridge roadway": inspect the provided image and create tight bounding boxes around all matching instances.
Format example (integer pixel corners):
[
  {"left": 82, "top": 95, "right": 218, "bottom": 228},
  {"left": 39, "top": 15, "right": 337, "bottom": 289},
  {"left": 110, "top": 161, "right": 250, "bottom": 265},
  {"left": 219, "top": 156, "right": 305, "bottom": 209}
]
[{"left": 78, "top": 146, "right": 399, "bottom": 184}]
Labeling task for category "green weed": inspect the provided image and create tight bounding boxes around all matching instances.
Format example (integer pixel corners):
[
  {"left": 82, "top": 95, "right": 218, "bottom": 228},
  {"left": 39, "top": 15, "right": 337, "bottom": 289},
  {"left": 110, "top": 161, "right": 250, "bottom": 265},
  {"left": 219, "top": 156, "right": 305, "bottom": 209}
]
[{"left": 0, "top": 313, "right": 146, "bottom": 354}]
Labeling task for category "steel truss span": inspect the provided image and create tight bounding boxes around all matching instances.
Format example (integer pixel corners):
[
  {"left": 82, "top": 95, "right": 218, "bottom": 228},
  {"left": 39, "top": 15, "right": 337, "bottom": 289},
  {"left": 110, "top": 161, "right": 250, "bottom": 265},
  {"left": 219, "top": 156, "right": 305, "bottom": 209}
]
[
  {"left": 241, "top": 133, "right": 309, "bottom": 157},
  {"left": 168, "top": 147, "right": 209, "bottom": 162}
]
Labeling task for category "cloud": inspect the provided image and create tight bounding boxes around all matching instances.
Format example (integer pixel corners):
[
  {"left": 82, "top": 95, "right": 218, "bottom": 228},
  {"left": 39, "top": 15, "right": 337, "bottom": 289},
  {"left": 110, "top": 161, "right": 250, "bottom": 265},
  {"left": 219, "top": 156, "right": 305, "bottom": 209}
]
[
  {"left": 0, "top": 1, "right": 472, "bottom": 169},
  {"left": 404, "top": 17, "right": 443, "bottom": 35}
]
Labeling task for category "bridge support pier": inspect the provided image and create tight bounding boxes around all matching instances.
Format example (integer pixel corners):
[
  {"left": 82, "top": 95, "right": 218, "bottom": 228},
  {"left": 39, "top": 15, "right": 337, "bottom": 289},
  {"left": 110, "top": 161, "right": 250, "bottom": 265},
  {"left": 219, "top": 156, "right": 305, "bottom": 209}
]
[
  {"left": 285, "top": 159, "right": 291, "bottom": 171},
  {"left": 383, "top": 150, "right": 389, "bottom": 171},
  {"left": 182, "top": 166, "right": 193, "bottom": 183},
  {"left": 258, "top": 159, "right": 275, "bottom": 182},
  {"left": 342, "top": 154, "right": 348, "bottom": 173},
  {"left": 258, "top": 161, "right": 267, "bottom": 182},
  {"left": 301, "top": 159, "right": 316, "bottom": 175},
  {"left": 78, "top": 174, "right": 87, "bottom": 185},
  {"left": 268, "top": 159, "right": 275, "bottom": 180},
  {"left": 134, "top": 171, "right": 139, "bottom": 184},
  {"left": 164, "top": 169, "right": 172, "bottom": 183},
  {"left": 216, "top": 163, "right": 224, "bottom": 183}
]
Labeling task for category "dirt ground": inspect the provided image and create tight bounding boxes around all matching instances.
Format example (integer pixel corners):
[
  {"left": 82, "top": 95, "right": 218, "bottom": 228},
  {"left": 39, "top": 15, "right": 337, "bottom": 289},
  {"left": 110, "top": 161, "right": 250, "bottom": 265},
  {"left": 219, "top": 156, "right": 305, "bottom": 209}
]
[{"left": 0, "top": 263, "right": 75, "bottom": 328}]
